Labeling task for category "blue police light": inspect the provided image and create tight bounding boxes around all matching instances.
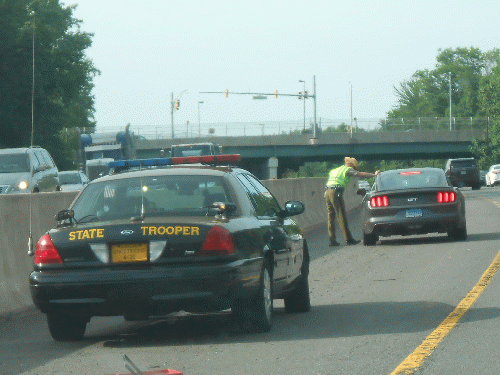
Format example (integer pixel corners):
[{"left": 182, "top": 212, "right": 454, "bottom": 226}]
[
  {"left": 108, "top": 158, "right": 172, "bottom": 169},
  {"left": 107, "top": 154, "right": 241, "bottom": 173}
]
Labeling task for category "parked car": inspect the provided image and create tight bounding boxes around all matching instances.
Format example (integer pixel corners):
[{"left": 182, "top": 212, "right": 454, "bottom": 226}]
[
  {"left": 58, "top": 170, "right": 90, "bottom": 192},
  {"left": 358, "top": 180, "right": 371, "bottom": 191},
  {"left": 444, "top": 157, "right": 481, "bottom": 190},
  {"left": 485, "top": 165, "right": 500, "bottom": 187},
  {"left": 29, "top": 154, "right": 310, "bottom": 341},
  {"left": 361, "top": 167, "right": 467, "bottom": 245},
  {"left": 480, "top": 170, "right": 487, "bottom": 186},
  {"left": 0, "top": 147, "right": 60, "bottom": 194}
]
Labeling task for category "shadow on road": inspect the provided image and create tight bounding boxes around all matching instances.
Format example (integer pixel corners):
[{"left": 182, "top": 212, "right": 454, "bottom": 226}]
[{"left": 98, "top": 300, "right": 500, "bottom": 348}]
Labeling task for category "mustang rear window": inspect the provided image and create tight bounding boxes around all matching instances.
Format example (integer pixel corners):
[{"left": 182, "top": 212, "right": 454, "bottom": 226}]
[{"left": 378, "top": 170, "right": 448, "bottom": 190}]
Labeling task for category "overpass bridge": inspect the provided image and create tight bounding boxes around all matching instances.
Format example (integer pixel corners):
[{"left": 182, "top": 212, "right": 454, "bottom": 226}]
[{"left": 134, "top": 129, "right": 486, "bottom": 179}]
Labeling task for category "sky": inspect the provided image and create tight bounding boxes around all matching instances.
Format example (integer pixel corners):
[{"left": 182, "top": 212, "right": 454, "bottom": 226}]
[{"left": 70, "top": 0, "right": 500, "bottom": 137}]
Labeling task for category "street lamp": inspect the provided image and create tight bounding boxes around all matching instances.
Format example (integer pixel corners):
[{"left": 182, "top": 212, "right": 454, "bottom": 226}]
[
  {"left": 349, "top": 81, "right": 353, "bottom": 137},
  {"left": 449, "top": 72, "right": 452, "bottom": 131},
  {"left": 299, "top": 80, "right": 306, "bottom": 131},
  {"left": 198, "top": 101, "right": 204, "bottom": 137}
]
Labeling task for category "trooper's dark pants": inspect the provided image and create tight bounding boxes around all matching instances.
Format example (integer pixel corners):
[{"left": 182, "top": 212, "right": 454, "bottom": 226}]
[{"left": 325, "top": 187, "right": 355, "bottom": 243}]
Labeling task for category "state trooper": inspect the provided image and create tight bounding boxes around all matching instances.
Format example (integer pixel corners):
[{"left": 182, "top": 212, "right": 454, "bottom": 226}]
[{"left": 325, "top": 157, "right": 379, "bottom": 246}]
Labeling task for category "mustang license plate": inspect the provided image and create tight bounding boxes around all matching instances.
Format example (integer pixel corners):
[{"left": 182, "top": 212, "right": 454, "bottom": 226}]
[
  {"left": 111, "top": 243, "right": 148, "bottom": 263},
  {"left": 406, "top": 209, "right": 422, "bottom": 218}
]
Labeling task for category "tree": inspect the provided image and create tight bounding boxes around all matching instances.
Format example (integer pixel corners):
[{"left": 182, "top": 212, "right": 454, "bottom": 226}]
[
  {"left": 470, "top": 49, "right": 500, "bottom": 169},
  {"left": 0, "top": 0, "right": 99, "bottom": 169},
  {"left": 389, "top": 47, "right": 486, "bottom": 122}
]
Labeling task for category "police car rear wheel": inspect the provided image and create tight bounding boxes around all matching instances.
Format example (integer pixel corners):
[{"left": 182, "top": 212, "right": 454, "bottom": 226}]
[{"left": 233, "top": 258, "right": 273, "bottom": 332}]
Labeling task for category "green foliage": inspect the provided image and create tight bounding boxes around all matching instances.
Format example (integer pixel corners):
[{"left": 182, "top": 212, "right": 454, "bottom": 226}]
[
  {"left": 389, "top": 47, "right": 487, "bottom": 120},
  {"left": 0, "top": 0, "right": 99, "bottom": 169}
]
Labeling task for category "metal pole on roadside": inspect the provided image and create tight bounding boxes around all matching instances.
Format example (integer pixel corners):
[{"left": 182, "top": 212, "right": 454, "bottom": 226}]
[
  {"left": 349, "top": 82, "right": 353, "bottom": 138},
  {"left": 449, "top": 72, "right": 452, "bottom": 131},
  {"left": 170, "top": 92, "right": 174, "bottom": 139},
  {"left": 198, "top": 101, "right": 204, "bottom": 138},
  {"left": 313, "top": 75, "right": 317, "bottom": 138},
  {"left": 299, "top": 80, "right": 306, "bottom": 131}
]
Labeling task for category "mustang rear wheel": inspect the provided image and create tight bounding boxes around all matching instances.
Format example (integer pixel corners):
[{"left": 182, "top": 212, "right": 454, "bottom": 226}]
[
  {"left": 233, "top": 258, "right": 273, "bottom": 332},
  {"left": 47, "top": 314, "right": 87, "bottom": 341},
  {"left": 448, "top": 225, "right": 467, "bottom": 241},
  {"left": 363, "top": 232, "right": 378, "bottom": 246}
]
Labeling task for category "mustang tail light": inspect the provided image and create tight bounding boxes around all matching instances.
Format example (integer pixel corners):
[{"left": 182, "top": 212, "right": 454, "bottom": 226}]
[
  {"left": 199, "top": 226, "right": 235, "bottom": 256},
  {"left": 34, "top": 234, "right": 63, "bottom": 264},
  {"left": 370, "top": 195, "right": 389, "bottom": 208},
  {"left": 437, "top": 191, "right": 456, "bottom": 203}
]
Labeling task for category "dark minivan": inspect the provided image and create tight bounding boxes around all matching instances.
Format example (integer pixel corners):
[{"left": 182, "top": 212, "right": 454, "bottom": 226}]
[{"left": 444, "top": 158, "right": 481, "bottom": 190}]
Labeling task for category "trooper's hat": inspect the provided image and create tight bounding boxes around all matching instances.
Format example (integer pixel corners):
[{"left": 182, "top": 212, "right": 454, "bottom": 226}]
[{"left": 344, "top": 156, "right": 358, "bottom": 169}]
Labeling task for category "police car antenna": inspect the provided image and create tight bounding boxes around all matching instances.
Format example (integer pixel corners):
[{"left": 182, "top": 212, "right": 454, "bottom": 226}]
[{"left": 28, "top": 11, "right": 36, "bottom": 256}]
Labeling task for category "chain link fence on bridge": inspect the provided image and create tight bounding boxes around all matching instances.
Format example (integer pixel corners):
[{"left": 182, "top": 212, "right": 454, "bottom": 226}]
[{"left": 64, "top": 117, "right": 491, "bottom": 140}]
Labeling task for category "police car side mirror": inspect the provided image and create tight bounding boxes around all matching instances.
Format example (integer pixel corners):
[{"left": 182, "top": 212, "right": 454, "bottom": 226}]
[{"left": 280, "top": 201, "right": 305, "bottom": 217}]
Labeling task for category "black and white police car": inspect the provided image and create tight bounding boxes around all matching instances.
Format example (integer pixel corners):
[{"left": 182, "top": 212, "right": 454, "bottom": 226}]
[{"left": 29, "top": 154, "right": 310, "bottom": 341}]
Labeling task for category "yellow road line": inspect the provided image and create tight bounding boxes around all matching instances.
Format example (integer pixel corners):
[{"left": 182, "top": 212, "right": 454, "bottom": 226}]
[{"left": 391, "top": 249, "right": 500, "bottom": 375}]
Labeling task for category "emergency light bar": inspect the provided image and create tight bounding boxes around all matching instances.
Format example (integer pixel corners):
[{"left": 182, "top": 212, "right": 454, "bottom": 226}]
[{"left": 108, "top": 154, "right": 241, "bottom": 171}]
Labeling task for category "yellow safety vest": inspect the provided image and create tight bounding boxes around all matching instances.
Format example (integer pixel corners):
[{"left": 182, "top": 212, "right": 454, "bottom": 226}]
[{"left": 326, "top": 165, "right": 351, "bottom": 188}]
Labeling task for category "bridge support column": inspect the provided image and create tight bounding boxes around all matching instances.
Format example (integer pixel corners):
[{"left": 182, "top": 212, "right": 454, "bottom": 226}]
[{"left": 266, "top": 157, "right": 279, "bottom": 179}]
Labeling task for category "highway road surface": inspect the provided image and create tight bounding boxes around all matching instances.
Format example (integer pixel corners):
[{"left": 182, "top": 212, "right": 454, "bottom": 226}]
[{"left": 1, "top": 187, "right": 500, "bottom": 375}]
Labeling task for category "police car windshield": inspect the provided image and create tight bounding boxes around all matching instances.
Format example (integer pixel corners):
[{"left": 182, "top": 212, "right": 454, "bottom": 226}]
[{"left": 71, "top": 175, "right": 231, "bottom": 221}]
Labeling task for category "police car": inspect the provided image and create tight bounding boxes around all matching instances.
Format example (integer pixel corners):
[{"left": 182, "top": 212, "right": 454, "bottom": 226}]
[{"left": 29, "top": 154, "right": 310, "bottom": 341}]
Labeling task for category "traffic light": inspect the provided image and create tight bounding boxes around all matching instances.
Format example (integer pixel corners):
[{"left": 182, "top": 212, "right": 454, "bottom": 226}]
[
  {"left": 224, "top": 89, "right": 228, "bottom": 98},
  {"left": 274, "top": 89, "right": 278, "bottom": 98},
  {"left": 174, "top": 99, "right": 180, "bottom": 110}
]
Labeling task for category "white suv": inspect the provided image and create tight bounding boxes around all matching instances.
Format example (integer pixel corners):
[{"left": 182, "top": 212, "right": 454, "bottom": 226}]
[{"left": 0, "top": 147, "right": 61, "bottom": 194}]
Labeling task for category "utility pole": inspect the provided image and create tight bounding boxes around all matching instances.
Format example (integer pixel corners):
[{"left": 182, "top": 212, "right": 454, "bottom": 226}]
[
  {"left": 449, "top": 72, "right": 452, "bottom": 131},
  {"left": 313, "top": 75, "right": 317, "bottom": 138},
  {"left": 299, "top": 80, "right": 306, "bottom": 131},
  {"left": 349, "top": 82, "right": 353, "bottom": 138},
  {"left": 170, "top": 92, "right": 174, "bottom": 139}
]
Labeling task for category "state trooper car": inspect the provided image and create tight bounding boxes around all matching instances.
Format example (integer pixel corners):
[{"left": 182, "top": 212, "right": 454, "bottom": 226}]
[{"left": 29, "top": 154, "right": 310, "bottom": 341}]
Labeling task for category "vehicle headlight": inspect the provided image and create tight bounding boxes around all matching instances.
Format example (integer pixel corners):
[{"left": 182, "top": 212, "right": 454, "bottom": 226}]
[{"left": 17, "top": 180, "right": 29, "bottom": 190}]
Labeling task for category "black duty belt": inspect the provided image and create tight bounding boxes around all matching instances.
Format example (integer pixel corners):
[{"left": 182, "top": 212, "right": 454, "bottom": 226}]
[{"left": 326, "top": 185, "right": 343, "bottom": 189}]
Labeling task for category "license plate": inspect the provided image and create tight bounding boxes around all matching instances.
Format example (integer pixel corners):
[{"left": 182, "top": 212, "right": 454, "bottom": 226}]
[
  {"left": 406, "top": 209, "right": 422, "bottom": 218},
  {"left": 461, "top": 170, "right": 467, "bottom": 174},
  {"left": 111, "top": 243, "right": 148, "bottom": 263}
]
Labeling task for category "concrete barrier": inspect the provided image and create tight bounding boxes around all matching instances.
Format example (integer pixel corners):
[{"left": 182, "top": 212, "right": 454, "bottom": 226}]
[
  {"left": 262, "top": 177, "right": 362, "bottom": 232},
  {"left": 0, "top": 192, "right": 79, "bottom": 316},
  {"left": 0, "top": 178, "right": 362, "bottom": 316}
]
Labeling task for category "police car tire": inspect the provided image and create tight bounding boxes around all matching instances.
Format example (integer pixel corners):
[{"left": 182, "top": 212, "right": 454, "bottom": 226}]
[
  {"left": 47, "top": 314, "right": 87, "bottom": 341},
  {"left": 284, "top": 273, "right": 311, "bottom": 313},
  {"left": 233, "top": 258, "right": 273, "bottom": 333}
]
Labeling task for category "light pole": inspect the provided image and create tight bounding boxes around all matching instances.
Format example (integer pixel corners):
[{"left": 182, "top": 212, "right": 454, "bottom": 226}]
[
  {"left": 299, "top": 80, "right": 306, "bottom": 131},
  {"left": 349, "top": 81, "right": 353, "bottom": 137},
  {"left": 449, "top": 72, "right": 452, "bottom": 131},
  {"left": 197, "top": 101, "right": 204, "bottom": 138}
]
